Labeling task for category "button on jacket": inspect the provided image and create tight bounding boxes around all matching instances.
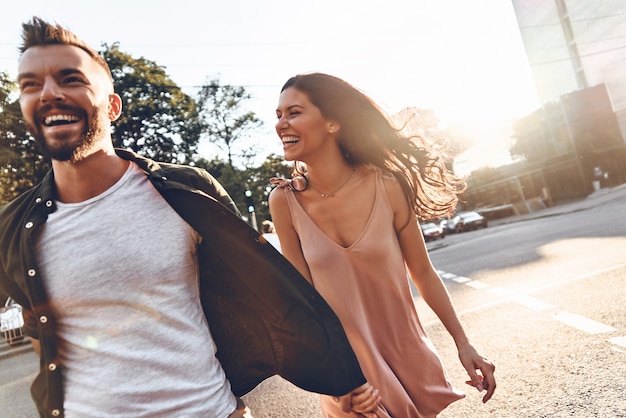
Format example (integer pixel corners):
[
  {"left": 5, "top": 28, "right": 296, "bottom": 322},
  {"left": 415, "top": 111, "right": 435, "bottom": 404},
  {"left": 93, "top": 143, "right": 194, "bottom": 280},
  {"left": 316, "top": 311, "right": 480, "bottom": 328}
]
[{"left": 0, "top": 149, "right": 366, "bottom": 418}]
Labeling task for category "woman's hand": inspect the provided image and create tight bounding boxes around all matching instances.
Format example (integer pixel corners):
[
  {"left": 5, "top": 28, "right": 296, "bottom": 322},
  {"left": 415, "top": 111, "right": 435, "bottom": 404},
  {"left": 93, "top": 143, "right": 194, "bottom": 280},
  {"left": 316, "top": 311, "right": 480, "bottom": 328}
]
[
  {"left": 458, "top": 343, "right": 496, "bottom": 403},
  {"left": 336, "top": 383, "right": 381, "bottom": 417}
]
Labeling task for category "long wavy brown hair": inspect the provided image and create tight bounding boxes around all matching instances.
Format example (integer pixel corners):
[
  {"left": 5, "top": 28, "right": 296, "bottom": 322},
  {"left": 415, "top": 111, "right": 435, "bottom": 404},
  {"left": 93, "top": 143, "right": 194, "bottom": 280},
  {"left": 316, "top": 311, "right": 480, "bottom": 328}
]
[{"left": 281, "top": 72, "right": 465, "bottom": 220}]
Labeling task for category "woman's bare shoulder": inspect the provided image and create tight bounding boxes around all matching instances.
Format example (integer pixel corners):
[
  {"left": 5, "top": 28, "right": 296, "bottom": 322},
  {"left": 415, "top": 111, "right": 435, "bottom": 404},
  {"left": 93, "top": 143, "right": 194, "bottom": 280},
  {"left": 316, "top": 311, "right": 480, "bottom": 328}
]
[{"left": 268, "top": 183, "right": 289, "bottom": 206}]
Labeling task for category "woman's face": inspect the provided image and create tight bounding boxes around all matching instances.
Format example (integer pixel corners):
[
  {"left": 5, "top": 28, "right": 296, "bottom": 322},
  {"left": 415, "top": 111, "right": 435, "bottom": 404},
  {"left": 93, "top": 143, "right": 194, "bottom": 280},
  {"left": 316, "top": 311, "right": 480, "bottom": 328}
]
[{"left": 275, "top": 87, "right": 337, "bottom": 162}]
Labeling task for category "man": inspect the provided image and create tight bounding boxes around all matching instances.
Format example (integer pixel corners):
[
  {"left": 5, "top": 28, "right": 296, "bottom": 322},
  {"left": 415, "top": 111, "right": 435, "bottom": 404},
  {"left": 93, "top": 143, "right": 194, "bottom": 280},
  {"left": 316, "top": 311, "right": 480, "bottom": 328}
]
[{"left": 0, "top": 17, "right": 369, "bottom": 418}]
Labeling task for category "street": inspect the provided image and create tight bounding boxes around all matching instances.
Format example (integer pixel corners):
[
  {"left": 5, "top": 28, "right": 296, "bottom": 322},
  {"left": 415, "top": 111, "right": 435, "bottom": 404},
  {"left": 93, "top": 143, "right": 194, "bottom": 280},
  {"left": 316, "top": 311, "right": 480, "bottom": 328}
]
[
  {"left": 243, "top": 187, "right": 626, "bottom": 417},
  {"left": 2, "top": 186, "right": 626, "bottom": 417}
]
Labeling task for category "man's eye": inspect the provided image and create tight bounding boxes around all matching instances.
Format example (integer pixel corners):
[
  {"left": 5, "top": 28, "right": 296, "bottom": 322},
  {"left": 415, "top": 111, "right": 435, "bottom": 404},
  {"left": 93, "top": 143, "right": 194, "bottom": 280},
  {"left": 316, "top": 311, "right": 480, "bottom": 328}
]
[
  {"left": 19, "top": 81, "right": 38, "bottom": 91},
  {"left": 64, "top": 76, "right": 86, "bottom": 84}
]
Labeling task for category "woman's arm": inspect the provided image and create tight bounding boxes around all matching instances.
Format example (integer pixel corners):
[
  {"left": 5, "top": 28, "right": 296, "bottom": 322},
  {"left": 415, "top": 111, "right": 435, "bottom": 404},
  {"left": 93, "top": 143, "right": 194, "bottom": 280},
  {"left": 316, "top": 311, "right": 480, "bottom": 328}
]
[
  {"left": 386, "top": 179, "right": 497, "bottom": 402},
  {"left": 268, "top": 188, "right": 313, "bottom": 284}
]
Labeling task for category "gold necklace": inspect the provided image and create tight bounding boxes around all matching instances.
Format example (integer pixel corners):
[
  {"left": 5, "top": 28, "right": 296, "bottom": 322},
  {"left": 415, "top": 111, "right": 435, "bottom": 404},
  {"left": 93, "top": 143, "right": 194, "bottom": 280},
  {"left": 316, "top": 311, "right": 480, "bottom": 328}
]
[{"left": 307, "top": 167, "right": 356, "bottom": 198}]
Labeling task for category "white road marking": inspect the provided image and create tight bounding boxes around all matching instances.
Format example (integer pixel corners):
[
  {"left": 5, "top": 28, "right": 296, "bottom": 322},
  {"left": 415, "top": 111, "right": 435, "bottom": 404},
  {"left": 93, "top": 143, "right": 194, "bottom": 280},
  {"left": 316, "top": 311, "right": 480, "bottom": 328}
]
[
  {"left": 608, "top": 336, "right": 626, "bottom": 349},
  {"left": 554, "top": 312, "right": 617, "bottom": 335},
  {"left": 512, "top": 295, "right": 554, "bottom": 311},
  {"left": 465, "top": 280, "right": 491, "bottom": 289},
  {"left": 437, "top": 270, "right": 622, "bottom": 347},
  {"left": 486, "top": 287, "right": 513, "bottom": 296},
  {"left": 439, "top": 272, "right": 457, "bottom": 280}
]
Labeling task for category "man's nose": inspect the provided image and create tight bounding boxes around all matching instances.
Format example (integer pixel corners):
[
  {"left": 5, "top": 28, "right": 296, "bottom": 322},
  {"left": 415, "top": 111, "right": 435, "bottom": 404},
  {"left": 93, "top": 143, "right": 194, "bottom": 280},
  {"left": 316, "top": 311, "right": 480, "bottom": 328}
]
[{"left": 40, "top": 79, "right": 64, "bottom": 103}]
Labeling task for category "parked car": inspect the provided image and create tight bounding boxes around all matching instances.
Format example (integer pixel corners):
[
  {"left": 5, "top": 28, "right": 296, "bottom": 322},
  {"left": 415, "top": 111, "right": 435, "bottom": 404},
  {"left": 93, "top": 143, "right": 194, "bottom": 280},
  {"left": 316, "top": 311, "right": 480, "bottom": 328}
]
[
  {"left": 454, "top": 211, "right": 488, "bottom": 232},
  {"left": 420, "top": 222, "right": 445, "bottom": 242},
  {"left": 0, "top": 297, "right": 24, "bottom": 346},
  {"left": 439, "top": 218, "right": 458, "bottom": 234}
]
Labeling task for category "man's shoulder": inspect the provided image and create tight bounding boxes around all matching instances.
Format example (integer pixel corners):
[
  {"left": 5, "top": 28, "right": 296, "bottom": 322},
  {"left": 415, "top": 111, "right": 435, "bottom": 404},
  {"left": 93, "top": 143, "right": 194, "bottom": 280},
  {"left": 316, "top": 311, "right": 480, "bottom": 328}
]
[
  {"left": 116, "top": 149, "right": 212, "bottom": 184},
  {"left": 116, "top": 148, "right": 240, "bottom": 216}
]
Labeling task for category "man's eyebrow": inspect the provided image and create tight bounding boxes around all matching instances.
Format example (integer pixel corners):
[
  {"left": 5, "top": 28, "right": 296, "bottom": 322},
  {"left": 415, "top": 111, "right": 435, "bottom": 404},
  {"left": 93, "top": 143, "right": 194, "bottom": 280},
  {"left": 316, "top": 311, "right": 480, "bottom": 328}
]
[
  {"left": 17, "top": 68, "right": 85, "bottom": 82},
  {"left": 17, "top": 72, "right": 36, "bottom": 82}
]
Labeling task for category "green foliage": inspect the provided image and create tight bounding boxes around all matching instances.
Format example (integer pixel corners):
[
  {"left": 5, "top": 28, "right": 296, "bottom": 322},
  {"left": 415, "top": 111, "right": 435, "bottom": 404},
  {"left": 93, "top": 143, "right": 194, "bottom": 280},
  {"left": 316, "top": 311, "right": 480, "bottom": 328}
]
[
  {"left": 0, "top": 45, "right": 282, "bottom": 213},
  {"left": 194, "top": 153, "right": 292, "bottom": 226},
  {"left": 0, "top": 72, "right": 50, "bottom": 205},
  {"left": 196, "top": 79, "right": 263, "bottom": 167},
  {"left": 103, "top": 43, "right": 202, "bottom": 164},
  {"left": 240, "top": 154, "right": 293, "bottom": 224}
]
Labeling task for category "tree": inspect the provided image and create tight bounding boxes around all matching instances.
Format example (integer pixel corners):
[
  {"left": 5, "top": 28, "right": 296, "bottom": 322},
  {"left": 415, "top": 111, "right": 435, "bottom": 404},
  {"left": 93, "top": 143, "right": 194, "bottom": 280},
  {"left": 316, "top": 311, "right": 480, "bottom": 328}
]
[
  {"left": 0, "top": 72, "right": 50, "bottom": 205},
  {"left": 102, "top": 43, "right": 202, "bottom": 164},
  {"left": 193, "top": 153, "right": 292, "bottom": 226},
  {"left": 196, "top": 79, "right": 263, "bottom": 167},
  {"left": 240, "top": 153, "right": 292, "bottom": 224}
]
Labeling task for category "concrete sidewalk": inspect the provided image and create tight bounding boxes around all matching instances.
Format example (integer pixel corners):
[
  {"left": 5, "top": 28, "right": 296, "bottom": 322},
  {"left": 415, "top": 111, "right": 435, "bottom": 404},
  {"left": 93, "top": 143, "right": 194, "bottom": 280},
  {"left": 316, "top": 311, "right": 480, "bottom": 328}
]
[{"left": 488, "top": 182, "right": 626, "bottom": 227}]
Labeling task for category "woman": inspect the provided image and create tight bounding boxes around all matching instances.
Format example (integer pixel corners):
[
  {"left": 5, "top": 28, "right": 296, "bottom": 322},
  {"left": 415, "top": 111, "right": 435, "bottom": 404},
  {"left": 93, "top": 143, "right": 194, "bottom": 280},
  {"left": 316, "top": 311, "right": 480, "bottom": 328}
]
[{"left": 269, "top": 73, "right": 496, "bottom": 417}]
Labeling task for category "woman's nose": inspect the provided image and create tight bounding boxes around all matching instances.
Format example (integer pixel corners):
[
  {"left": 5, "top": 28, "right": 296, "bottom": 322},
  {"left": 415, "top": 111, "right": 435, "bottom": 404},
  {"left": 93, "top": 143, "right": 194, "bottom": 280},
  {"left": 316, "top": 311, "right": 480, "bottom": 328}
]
[{"left": 275, "top": 116, "right": 287, "bottom": 132}]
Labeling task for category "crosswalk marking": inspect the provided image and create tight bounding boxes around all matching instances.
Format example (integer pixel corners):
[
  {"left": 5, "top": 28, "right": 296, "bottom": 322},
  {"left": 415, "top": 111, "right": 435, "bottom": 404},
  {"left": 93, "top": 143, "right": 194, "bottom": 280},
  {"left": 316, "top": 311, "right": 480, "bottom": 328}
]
[
  {"left": 437, "top": 270, "right": 621, "bottom": 345},
  {"left": 465, "top": 280, "right": 490, "bottom": 289},
  {"left": 512, "top": 295, "right": 554, "bottom": 311},
  {"left": 554, "top": 312, "right": 617, "bottom": 335},
  {"left": 608, "top": 336, "right": 626, "bottom": 349}
]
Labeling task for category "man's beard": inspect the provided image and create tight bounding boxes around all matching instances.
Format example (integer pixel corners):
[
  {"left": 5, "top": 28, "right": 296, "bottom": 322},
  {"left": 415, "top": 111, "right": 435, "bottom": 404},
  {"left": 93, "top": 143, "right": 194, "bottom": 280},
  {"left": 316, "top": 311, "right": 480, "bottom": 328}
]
[{"left": 28, "top": 104, "right": 109, "bottom": 163}]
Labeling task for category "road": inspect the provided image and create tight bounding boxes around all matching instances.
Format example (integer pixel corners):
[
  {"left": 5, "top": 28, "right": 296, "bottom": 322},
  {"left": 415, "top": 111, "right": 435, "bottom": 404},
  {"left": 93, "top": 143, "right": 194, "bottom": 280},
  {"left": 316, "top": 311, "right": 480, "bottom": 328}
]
[
  {"left": 243, "top": 187, "right": 626, "bottom": 417},
  {"left": 2, "top": 185, "right": 626, "bottom": 417}
]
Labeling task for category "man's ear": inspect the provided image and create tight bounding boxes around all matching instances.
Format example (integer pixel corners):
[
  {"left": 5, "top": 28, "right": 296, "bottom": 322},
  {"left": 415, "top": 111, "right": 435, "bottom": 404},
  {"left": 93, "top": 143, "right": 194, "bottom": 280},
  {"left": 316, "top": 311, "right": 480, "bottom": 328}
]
[{"left": 108, "top": 93, "right": 122, "bottom": 121}]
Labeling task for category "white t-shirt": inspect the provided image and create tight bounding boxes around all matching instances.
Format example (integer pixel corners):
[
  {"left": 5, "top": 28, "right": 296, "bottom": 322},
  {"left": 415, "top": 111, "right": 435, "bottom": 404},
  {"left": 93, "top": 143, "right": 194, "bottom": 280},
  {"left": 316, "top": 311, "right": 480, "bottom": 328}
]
[
  {"left": 262, "top": 233, "right": 282, "bottom": 253},
  {"left": 35, "top": 162, "right": 237, "bottom": 417}
]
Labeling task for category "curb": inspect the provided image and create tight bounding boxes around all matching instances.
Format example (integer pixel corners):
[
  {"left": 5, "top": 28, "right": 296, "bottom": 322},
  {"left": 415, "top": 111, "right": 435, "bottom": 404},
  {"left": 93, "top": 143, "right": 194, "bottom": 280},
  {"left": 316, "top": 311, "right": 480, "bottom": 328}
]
[
  {"left": 0, "top": 337, "right": 33, "bottom": 360},
  {"left": 488, "top": 184, "right": 626, "bottom": 227}
]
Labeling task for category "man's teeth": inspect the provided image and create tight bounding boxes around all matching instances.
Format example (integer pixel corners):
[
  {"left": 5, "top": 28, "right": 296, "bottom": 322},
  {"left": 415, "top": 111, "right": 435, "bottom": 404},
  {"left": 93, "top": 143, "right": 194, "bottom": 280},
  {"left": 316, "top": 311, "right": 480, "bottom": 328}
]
[{"left": 44, "top": 114, "right": 80, "bottom": 126}]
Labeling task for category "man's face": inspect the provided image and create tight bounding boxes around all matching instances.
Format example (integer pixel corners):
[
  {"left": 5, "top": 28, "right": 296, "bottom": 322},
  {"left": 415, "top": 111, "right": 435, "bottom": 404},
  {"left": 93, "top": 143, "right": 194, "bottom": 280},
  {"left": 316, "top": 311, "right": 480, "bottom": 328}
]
[{"left": 17, "top": 44, "right": 119, "bottom": 162}]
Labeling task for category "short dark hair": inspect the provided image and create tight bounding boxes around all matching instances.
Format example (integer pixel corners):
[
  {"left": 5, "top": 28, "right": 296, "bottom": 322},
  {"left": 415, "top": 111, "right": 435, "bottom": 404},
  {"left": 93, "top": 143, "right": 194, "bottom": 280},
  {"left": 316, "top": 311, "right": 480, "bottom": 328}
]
[{"left": 19, "top": 16, "right": 113, "bottom": 81}]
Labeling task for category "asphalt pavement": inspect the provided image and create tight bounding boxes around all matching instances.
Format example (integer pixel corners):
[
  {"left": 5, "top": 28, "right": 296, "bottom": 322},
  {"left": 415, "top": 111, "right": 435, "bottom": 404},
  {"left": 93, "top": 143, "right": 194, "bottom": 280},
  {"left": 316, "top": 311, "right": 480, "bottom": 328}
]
[
  {"left": 2, "top": 182, "right": 626, "bottom": 417},
  {"left": 425, "top": 182, "right": 626, "bottom": 253},
  {"left": 2, "top": 183, "right": 624, "bottom": 361},
  {"left": 0, "top": 336, "right": 31, "bottom": 360}
]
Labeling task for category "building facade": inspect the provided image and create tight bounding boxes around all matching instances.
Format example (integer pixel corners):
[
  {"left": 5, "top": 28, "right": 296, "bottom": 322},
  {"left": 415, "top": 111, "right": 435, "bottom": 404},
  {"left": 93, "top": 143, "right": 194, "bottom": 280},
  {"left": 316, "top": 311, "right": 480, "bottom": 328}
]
[{"left": 512, "top": 0, "right": 626, "bottom": 140}]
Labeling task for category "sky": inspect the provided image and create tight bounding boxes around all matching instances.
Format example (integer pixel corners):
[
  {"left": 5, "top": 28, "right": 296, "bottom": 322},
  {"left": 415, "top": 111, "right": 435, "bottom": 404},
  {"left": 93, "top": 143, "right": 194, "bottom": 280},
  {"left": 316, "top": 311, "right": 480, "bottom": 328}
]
[{"left": 0, "top": 0, "right": 541, "bottom": 174}]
